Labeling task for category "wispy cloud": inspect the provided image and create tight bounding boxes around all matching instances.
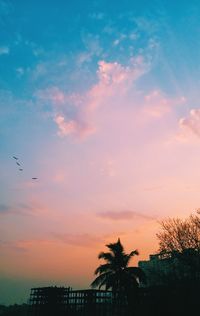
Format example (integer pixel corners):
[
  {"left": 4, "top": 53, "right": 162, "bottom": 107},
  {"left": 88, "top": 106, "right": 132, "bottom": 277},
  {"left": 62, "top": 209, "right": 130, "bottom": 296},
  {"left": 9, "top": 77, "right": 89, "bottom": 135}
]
[
  {"left": 179, "top": 109, "right": 200, "bottom": 138},
  {"left": 54, "top": 115, "right": 95, "bottom": 138},
  {"left": 0, "top": 46, "right": 9, "bottom": 55},
  {"left": 0, "top": 0, "right": 13, "bottom": 16},
  {"left": 51, "top": 232, "right": 105, "bottom": 248},
  {"left": 100, "top": 159, "right": 116, "bottom": 177},
  {"left": 0, "top": 203, "right": 10, "bottom": 213},
  {"left": 0, "top": 232, "right": 127, "bottom": 254},
  {"left": 97, "top": 210, "right": 155, "bottom": 221},
  {"left": 0, "top": 203, "right": 46, "bottom": 217},
  {"left": 16, "top": 67, "right": 25, "bottom": 77},
  {"left": 89, "top": 12, "right": 105, "bottom": 20},
  {"left": 143, "top": 90, "right": 185, "bottom": 118},
  {"left": 77, "top": 33, "right": 103, "bottom": 66},
  {"left": 0, "top": 240, "right": 28, "bottom": 253}
]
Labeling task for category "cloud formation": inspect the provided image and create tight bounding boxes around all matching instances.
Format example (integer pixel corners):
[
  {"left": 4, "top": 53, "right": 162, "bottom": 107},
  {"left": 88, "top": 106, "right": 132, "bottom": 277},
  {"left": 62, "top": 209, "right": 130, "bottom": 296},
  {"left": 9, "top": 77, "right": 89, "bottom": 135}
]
[
  {"left": 0, "top": 203, "right": 45, "bottom": 217},
  {"left": 0, "top": 204, "right": 9, "bottom": 213},
  {"left": 0, "top": 240, "right": 28, "bottom": 253},
  {"left": 87, "top": 57, "right": 147, "bottom": 109},
  {"left": 143, "top": 90, "right": 185, "bottom": 118},
  {"left": 52, "top": 232, "right": 105, "bottom": 248},
  {"left": 179, "top": 109, "right": 200, "bottom": 138},
  {"left": 0, "top": 46, "right": 9, "bottom": 55},
  {"left": 36, "top": 57, "right": 148, "bottom": 139},
  {"left": 54, "top": 115, "right": 95, "bottom": 138},
  {"left": 34, "top": 51, "right": 186, "bottom": 142},
  {"left": 97, "top": 210, "right": 155, "bottom": 221}
]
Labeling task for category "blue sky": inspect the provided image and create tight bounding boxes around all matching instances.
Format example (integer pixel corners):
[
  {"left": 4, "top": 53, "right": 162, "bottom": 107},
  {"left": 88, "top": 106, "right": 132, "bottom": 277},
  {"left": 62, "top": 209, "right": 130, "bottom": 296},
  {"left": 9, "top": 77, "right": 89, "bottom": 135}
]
[{"left": 1, "top": 0, "right": 200, "bottom": 305}]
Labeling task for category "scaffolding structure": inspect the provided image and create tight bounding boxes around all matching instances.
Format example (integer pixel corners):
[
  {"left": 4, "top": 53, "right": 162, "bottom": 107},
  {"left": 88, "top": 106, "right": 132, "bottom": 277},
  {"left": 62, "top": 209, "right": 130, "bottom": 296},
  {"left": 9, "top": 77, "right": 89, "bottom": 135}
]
[
  {"left": 66, "top": 289, "right": 113, "bottom": 316},
  {"left": 28, "top": 287, "right": 124, "bottom": 316}
]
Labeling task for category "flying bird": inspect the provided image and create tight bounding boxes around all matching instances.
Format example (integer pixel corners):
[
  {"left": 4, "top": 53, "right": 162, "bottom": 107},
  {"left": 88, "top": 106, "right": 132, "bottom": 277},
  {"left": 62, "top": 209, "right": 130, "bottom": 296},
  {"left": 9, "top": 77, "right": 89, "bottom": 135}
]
[
  {"left": 12, "top": 155, "right": 38, "bottom": 180},
  {"left": 12, "top": 155, "right": 23, "bottom": 172}
]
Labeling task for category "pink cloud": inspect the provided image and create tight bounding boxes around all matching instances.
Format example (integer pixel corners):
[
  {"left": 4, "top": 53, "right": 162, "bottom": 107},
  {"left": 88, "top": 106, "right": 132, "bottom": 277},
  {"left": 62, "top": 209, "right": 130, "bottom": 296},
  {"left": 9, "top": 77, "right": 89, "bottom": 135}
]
[
  {"left": 0, "top": 203, "right": 44, "bottom": 217},
  {"left": 97, "top": 210, "right": 155, "bottom": 221},
  {"left": 36, "top": 57, "right": 183, "bottom": 140},
  {"left": 143, "top": 90, "right": 185, "bottom": 118},
  {"left": 53, "top": 170, "right": 66, "bottom": 183},
  {"left": 35, "top": 87, "right": 66, "bottom": 106},
  {"left": 35, "top": 57, "right": 148, "bottom": 139},
  {"left": 0, "top": 240, "right": 28, "bottom": 253},
  {"left": 179, "top": 109, "right": 200, "bottom": 138},
  {"left": 51, "top": 232, "right": 105, "bottom": 248},
  {"left": 0, "top": 238, "right": 54, "bottom": 253},
  {"left": 54, "top": 114, "right": 95, "bottom": 138},
  {"left": 100, "top": 159, "right": 116, "bottom": 177},
  {"left": 36, "top": 88, "right": 94, "bottom": 138},
  {"left": 98, "top": 60, "right": 135, "bottom": 85},
  {"left": 87, "top": 58, "right": 147, "bottom": 109}
]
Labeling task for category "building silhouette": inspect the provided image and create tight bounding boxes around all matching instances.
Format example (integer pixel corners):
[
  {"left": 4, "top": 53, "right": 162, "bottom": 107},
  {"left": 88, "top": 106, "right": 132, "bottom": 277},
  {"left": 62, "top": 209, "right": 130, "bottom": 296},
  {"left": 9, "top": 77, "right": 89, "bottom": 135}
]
[
  {"left": 28, "top": 287, "right": 71, "bottom": 316},
  {"left": 138, "top": 251, "right": 199, "bottom": 287}
]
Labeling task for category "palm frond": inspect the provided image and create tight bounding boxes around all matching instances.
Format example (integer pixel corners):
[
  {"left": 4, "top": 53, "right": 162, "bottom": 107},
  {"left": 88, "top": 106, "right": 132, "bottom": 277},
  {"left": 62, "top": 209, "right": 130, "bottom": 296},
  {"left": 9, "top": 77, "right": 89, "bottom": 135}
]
[
  {"left": 106, "top": 238, "right": 124, "bottom": 255},
  {"left": 125, "top": 249, "right": 139, "bottom": 266},
  {"left": 94, "top": 263, "right": 112, "bottom": 275},
  {"left": 129, "top": 249, "right": 139, "bottom": 256},
  {"left": 103, "top": 273, "right": 117, "bottom": 290},
  {"left": 91, "top": 271, "right": 112, "bottom": 289},
  {"left": 127, "top": 267, "right": 146, "bottom": 283},
  {"left": 98, "top": 252, "right": 114, "bottom": 262}
]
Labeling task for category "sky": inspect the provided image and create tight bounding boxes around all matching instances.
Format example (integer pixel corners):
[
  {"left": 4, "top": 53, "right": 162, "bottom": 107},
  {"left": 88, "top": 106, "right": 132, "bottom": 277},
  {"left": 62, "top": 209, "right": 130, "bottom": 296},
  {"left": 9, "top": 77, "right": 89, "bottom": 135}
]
[{"left": 1, "top": 0, "right": 200, "bottom": 305}]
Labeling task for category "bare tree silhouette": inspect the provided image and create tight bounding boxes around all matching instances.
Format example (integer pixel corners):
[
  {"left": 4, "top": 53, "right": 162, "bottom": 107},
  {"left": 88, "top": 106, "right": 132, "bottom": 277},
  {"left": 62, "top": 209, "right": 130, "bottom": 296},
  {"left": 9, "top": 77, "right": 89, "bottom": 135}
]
[{"left": 156, "top": 211, "right": 200, "bottom": 282}]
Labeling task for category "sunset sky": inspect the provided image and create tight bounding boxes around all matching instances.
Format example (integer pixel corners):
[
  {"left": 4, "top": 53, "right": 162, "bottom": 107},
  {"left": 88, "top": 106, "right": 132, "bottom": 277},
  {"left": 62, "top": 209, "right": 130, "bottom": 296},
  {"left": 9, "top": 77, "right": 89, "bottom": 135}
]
[{"left": 1, "top": 0, "right": 200, "bottom": 305}]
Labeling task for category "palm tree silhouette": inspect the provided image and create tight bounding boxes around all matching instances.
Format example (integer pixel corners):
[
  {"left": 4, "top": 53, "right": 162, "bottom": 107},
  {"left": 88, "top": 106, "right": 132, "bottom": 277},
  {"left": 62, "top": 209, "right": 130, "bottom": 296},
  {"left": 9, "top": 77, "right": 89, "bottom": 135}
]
[{"left": 91, "top": 238, "right": 145, "bottom": 315}]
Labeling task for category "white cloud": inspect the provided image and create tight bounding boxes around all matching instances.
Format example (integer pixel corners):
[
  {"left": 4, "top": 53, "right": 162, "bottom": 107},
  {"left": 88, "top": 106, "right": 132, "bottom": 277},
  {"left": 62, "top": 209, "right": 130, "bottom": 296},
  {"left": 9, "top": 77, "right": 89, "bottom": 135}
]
[
  {"left": 79, "top": 33, "right": 103, "bottom": 65},
  {"left": 16, "top": 67, "right": 25, "bottom": 77},
  {"left": 89, "top": 12, "right": 105, "bottom": 20},
  {"left": 32, "top": 63, "right": 47, "bottom": 80}
]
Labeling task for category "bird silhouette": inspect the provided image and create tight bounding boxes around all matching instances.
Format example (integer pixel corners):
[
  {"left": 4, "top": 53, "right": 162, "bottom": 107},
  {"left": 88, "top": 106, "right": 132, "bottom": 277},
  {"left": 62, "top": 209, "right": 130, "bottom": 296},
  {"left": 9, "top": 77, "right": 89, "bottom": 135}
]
[{"left": 12, "top": 155, "right": 38, "bottom": 180}]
